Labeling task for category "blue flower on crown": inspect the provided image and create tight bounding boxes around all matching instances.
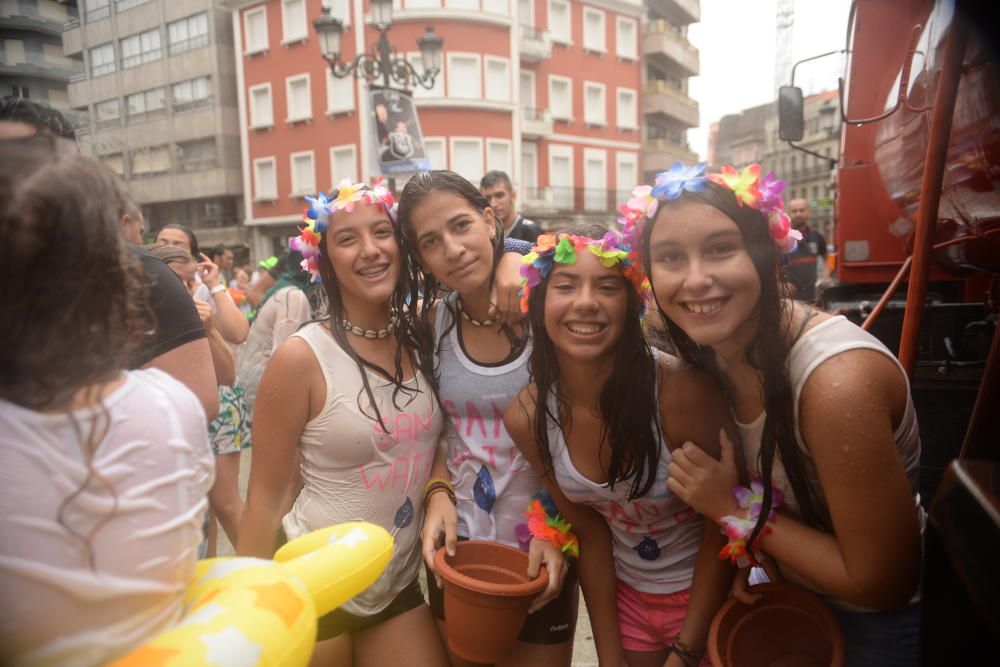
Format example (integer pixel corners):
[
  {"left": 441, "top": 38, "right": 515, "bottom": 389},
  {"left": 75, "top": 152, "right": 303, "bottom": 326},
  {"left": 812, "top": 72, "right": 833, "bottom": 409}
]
[
  {"left": 651, "top": 161, "right": 708, "bottom": 201},
  {"left": 305, "top": 192, "right": 334, "bottom": 232}
]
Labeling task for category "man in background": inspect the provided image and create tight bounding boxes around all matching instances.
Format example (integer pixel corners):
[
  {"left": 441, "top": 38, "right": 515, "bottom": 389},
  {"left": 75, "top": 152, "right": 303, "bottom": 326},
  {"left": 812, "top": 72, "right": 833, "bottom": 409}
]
[
  {"left": 208, "top": 244, "right": 234, "bottom": 285},
  {"left": 783, "top": 197, "right": 830, "bottom": 302},
  {"left": 480, "top": 170, "right": 541, "bottom": 244}
]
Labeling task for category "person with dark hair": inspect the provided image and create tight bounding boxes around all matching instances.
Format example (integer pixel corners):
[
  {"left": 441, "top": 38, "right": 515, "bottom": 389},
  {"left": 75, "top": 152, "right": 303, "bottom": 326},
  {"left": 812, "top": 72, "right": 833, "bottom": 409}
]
[
  {"left": 503, "top": 224, "right": 736, "bottom": 667},
  {"left": 636, "top": 163, "right": 922, "bottom": 666},
  {"left": 0, "top": 95, "right": 77, "bottom": 140},
  {"left": 237, "top": 183, "right": 449, "bottom": 666},
  {"left": 480, "top": 170, "right": 541, "bottom": 244},
  {"left": 0, "top": 133, "right": 213, "bottom": 665},
  {"left": 398, "top": 170, "right": 574, "bottom": 667},
  {"left": 155, "top": 223, "right": 200, "bottom": 260},
  {"left": 783, "top": 198, "right": 829, "bottom": 302},
  {"left": 207, "top": 243, "right": 235, "bottom": 284}
]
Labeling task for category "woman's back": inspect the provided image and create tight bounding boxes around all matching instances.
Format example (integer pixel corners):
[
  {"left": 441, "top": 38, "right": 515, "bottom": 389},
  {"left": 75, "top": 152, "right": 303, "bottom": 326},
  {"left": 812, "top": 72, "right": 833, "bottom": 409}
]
[{"left": 0, "top": 369, "right": 213, "bottom": 666}]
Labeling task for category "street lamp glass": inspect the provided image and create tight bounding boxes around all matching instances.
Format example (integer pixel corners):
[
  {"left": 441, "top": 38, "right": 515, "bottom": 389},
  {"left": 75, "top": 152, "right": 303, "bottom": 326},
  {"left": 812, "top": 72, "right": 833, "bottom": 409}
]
[
  {"left": 312, "top": 8, "right": 344, "bottom": 60},
  {"left": 418, "top": 26, "right": 443, "bottom": 72},
  {"left": 371, "top": 0, "right": 394, "bottom": 27}
]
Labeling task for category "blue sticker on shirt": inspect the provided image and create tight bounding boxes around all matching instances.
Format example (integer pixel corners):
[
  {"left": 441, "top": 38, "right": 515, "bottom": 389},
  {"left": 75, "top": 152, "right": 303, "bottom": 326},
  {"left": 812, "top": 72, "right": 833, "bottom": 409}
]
[
  {"left": 634, "top": 536, "right": 661, "bottom": 561},
  {"left": 394, "top": 497, "right": 414, "bottom": 529},
  {"left": 474, "top": 465, "right": 496, "bottom": 514}
]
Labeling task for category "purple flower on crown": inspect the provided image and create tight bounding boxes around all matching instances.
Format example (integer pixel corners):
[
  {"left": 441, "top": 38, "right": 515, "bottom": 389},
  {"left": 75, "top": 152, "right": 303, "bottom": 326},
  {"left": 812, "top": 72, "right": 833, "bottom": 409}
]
[
  {"left": 757, "top": 171, "right": 786, "bottom": 214},
  {"left": 651, "top": 161, "right": 708, "bottom": 201}
]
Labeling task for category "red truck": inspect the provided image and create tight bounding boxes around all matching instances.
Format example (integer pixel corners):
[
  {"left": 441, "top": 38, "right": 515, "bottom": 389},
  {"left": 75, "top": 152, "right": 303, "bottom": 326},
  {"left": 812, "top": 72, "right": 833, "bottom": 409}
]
[{"left": 779, "top": 0, "right": 998, "bottom": 660}]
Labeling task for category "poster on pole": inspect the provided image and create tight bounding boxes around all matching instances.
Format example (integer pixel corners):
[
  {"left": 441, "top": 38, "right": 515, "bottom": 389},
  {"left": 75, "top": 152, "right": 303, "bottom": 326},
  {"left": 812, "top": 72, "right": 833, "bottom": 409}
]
[{"left": 369, "top": 86, "right": 431, "bottom": 176}]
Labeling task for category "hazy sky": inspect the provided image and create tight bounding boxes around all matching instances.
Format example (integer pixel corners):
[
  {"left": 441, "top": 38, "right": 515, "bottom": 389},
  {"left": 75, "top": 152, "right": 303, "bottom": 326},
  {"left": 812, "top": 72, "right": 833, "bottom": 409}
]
[{"left": 687, "top": 0, "right": 853, "bottom": 159}]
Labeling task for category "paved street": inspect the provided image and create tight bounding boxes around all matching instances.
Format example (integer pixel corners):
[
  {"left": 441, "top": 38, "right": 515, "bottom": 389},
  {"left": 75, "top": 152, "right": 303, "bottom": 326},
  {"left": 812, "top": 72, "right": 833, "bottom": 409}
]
[{"left": 220, "top": 451, "right": 599, "bottom": 666}]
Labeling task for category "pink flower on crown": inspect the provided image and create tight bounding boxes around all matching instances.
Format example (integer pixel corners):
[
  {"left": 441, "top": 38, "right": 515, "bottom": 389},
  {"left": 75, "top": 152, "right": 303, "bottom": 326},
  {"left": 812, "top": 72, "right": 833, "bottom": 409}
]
[
  {"left": 769, "top": 212, "right": 802, "bottom": 253},
  {"left": 627, "top": 185, "right": 658, "bottom": 219},
  {"left": 758, "top": 171, "right": 786, "bottom": 214}
]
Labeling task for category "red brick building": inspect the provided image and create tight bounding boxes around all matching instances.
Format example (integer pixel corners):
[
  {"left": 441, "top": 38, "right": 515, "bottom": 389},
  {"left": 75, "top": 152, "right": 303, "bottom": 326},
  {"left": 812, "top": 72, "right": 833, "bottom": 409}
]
[{"left": 223, "top": 0, "right": 696, "bottom": 256}]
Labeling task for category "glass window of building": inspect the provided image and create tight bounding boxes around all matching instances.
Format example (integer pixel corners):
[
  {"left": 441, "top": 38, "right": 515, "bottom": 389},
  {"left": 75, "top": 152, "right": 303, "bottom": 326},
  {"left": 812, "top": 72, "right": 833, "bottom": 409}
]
[
  {"left": 172, "top": 76, "right": 212, "bottom": 112},
  {"left": 121, "top": 28, "right": 161, "bottom": 68},
  {"left": 126, "top": 88, "right": 166, "bottom": 123},
  {"left": 89, "top": 43, "right": 115, "bottom": 77},
  {"left": 168, "top": 13, "right": 209, "bottom": 55},
  {"left": 95, "top": 98, "right": 120, "bottom": 128}
]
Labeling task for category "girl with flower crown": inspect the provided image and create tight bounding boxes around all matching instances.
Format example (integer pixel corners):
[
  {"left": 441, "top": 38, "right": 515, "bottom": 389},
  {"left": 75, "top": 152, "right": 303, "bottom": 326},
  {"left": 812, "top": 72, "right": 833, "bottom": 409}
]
[
  {"left": 396, "top": 170, "right": 576, "bottom": 667},
  {"left": 237, "top": 182, "right": 449, "bottom": 667},
  {"left": 636, "top": 163, "right": 923, "bottom": 666},
  {"left": 504, "top": 223, "right": 738, "bottom": 667}
]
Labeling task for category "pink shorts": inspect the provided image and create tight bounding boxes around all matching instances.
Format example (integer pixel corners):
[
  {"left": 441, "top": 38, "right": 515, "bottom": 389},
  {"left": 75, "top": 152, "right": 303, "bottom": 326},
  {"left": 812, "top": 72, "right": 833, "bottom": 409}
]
[{"left": 616, "top": 579, "right": 708, "bottom": 662}]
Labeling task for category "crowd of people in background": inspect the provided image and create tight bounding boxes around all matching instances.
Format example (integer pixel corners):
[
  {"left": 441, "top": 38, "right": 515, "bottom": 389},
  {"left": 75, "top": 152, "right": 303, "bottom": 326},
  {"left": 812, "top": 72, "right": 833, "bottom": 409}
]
[{"left": 1, "top": 96, "right": 921, "bottom": 667}]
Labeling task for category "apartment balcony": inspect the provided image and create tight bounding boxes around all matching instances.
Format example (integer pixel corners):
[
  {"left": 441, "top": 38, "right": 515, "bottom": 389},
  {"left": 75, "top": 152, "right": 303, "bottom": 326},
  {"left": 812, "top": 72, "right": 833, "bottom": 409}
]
[
  {"left": 643, "top": 80, "right": 699, "bottom": 128},
  {"left": 127, "top": 166, "right": 243, "bottom": 204},
  {"left": 642, "top": 20, "right": 699, "bottom": 77},
  {"left": 519, "top": 24, "right": 551, "bottom": 63},
  {"left": 646, "top": 0, "right": 700, "bottom": 26},
  {"left": 0, "top": 10, "right": 71, "bottom": 37},
  {"left": 0, "top": 52, "right": 83, "bottom": 83},
  {"left": 521, "top": 107, "right": 553, "bottom": 139},
  {"left": 642, "top": 138, "right": 698, "bottom": 174}
]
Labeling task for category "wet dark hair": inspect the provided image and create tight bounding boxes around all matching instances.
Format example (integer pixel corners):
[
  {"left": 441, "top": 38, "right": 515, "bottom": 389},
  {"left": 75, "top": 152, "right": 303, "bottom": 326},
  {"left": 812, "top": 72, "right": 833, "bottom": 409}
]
[
  {"left": 527, "top": 223, "right": 662, "bottom": 501},
  {"left": 207, "top": 243, "right": 228, "bottom": 260},
  {"left": 156, "top": 223, "right": 199, "bottom": 259},
  {"left": 397, "top": 170, "right": 522, "bottom": 381},
  {"left": 641, "top": 181, "right": 828, "bottom": 541},
  {"left": 479, "top": 170, "right": 513, "bottom": 192},
  {"left": 0, "top": 96, "right": 77, "bottom": 140},
  {"left": 0, "top": 134, "right": 147, "bottom": 569},
  {"left": 316, "top": 187, "right": 425, "bottom": 427}
]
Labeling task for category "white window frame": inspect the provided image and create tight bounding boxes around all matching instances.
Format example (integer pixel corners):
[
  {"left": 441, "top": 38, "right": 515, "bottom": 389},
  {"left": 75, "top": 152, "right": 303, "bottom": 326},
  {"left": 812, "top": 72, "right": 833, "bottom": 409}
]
[
  {"left": 615, "top": 150, "right": 638, "bottom": 196},
  {"left": 583, "top": 81, "right": 606, "bottom": 126},
  {"left": 583, "top": 147, "right": 607, "bottom": 211},
  {"left": 289, "top": 150, "right": 316, "bottom": 196},
  {"left": 253, "top": 156, "right": 278, "bottom": 201},
  {"left": 325, "top": 68, "right": 355, "bottom": 115},
  {"left": 615, "top": 16, "right": 637, "bottom": 60},
  {"left": 89, "top": 42, "right": 115, "bottom": 77},
  {"left": 582, "top": 7, "right": 606, "bottom": 53},
  {"left": 329, "top": 143, "right": 358, "bottom": 185},
  {"left": 424, "top": 136, "right": 447, "bottom": 170},
  {"left": 446, "top": 52, "right": 482, "bottom": 100},
  {"left": 547, "top": 0, "right": 571, "bottom": 45},
  {"left": 167, "top": 12, "right": 209, "bottom": 55},
  {"left": 521, "top": 140, "right": 538, "bottom": 192},
  {"left": 321, "top": 0, "right": 351, "bottom": 26},
  {"left": 548, "top": 74, "right": 572, "bottom": 121},
  {"left": 548, "top": 143, "right": 574, "bottom": 208},
  {"left": 249, "top": 82, "right": 273, "bottom": 129},
  {"left": 615, "top": 86, "right": 637, "bottom": 130},
  {"left": 449, "top": 136, "right": 485, "bottom": 184},
  {"left": 486, "top": 138, "right": 512, "bottom": 175},
  {"left": 483, "top": 0, "right": 508, "bottom": 15},
  {"left": 243, "top": 6, "right": 269, "bottom": 55},
  {"left": 285, "top": 73, "right": 312, "bottom": 123},
  {"left": 520, "top": 69, "right": 536, "bottom": 109},
  {"left": 444, "top": 0, "right": 478, "bottom": 9},
  {"left": 483, "top": 56, "right": 510, "bottom": 103},
  {"left": 519, "top": 0, "right": 534, "bottom": 27},
  {"left": 281, "top": 0, "right": 308, "bottom": 44}
]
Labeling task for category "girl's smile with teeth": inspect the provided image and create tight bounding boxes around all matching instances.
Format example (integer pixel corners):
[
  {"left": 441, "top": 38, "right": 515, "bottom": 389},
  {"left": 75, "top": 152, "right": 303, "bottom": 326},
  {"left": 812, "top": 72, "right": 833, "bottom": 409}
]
[
  {"left": 683, "top": 299, "right": 726, "bottom": 314},
  {"left": 564, "top": 321, "right": 606, "bottom": 335}
]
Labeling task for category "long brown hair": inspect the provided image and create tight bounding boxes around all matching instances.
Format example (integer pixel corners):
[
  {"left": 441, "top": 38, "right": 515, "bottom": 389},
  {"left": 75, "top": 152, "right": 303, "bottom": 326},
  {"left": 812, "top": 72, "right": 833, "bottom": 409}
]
[
  {"left": 0, "top": 134, "right": 148, "bottom": 569},
  {"left": 642, "top": 181, "right": 829, "bottom": 540}
]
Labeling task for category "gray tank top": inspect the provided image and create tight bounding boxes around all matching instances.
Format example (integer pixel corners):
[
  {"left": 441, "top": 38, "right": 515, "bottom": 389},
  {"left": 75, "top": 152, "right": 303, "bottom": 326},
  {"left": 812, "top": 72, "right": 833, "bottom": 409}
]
[{"left": 434, "top": 294, "right": 542, "bottom": 547}]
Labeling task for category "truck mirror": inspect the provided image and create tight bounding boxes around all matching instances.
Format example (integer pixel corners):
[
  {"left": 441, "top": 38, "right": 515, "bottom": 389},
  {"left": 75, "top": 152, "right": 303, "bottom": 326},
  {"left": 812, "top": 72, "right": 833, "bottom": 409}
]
[{"left": 778, "top": 86, "right": 804, "bottom": 142}]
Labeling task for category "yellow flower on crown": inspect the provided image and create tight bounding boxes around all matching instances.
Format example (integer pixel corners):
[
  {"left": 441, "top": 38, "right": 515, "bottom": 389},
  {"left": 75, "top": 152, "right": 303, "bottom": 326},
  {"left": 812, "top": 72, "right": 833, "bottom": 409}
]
[
  {"left": 707, "top": 164, "right": 761, "bottom": 209},
  {"left": 332, "top": 179, "right": 365, "bottom": 213}
]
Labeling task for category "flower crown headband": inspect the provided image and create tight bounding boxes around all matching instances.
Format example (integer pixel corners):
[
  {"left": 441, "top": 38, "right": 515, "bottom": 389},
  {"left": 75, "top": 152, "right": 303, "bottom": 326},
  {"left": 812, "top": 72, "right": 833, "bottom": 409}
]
[
  {"left": 290, "top": 178, "right": 398, "bottom": 279},
  {"left": 618, "top": 161, "right": 801, "bottom": 256},
  {"left": 519, "top": 232, "right": 651, "bottom": 312}
]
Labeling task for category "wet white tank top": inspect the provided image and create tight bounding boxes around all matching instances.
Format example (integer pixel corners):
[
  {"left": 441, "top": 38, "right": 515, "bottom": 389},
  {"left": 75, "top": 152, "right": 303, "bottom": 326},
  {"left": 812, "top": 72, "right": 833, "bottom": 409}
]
[
  {"left": 433, "top": 295, "right": 541, "bottom": 547},
  {"left": 282, "top": 323, "right": 443, "bottom": 616},
  {"left": 734, "top": 315, "right": 924, "bottom": 609},
  {"left": 547, "top": 351, "right": 703, "bottom": 594}
]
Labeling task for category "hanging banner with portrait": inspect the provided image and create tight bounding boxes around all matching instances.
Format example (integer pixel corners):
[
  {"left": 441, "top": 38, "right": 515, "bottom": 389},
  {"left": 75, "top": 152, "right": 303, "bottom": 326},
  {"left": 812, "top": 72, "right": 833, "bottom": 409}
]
[{"left": 369, "top": 86, "right": 431, "bottom": 176}]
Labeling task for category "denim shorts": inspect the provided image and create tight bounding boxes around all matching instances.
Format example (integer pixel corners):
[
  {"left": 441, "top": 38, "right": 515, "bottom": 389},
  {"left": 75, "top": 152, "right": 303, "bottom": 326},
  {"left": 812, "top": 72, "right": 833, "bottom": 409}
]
[{"left": 829, "top": 602, "right": 921, "bottom": 667}]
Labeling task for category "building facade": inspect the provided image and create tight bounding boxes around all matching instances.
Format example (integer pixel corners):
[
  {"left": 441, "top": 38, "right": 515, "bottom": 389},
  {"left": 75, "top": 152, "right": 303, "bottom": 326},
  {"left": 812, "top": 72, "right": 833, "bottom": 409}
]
[
  {"left": 224, "top": 0, "right": 699, "bottom": 259},
  {"left": 63, "top": 0, "right": 244, "bottom": 249},
  {"left": 1, "top": 1, "right": 83, "bottom": 118}
]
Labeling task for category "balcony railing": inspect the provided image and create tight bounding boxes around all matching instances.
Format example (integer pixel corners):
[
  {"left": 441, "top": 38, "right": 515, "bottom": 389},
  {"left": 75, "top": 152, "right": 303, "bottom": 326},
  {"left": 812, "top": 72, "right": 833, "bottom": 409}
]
[
  {"left": 168, "top": 34, "right": 209, "bottom": 56},
  {"left": 85, "top": 6, "right": 110, "bottom": 22},
  {"left": 523, "top": 187, "right": 626, "bottom": 213},
  {"left": 122, "top": 50, "right": 161, "bottom": 69},
  {"left": 126, "top": 108, "right": 166, "bottom": 125},
  {"left": 172, "top": 96, "right": 213, "bottom": 114},
  {"left": 519, "top": 24, "right": 551, "bottom": 62},
  {"left": 179, "top": 156, "right": 218, "bottom": 172}
]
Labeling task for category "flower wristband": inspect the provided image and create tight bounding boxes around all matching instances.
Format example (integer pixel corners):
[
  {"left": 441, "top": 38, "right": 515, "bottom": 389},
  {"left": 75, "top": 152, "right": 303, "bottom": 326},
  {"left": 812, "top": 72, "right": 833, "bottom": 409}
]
[
  {"left": 524, "top": 493, "right": 579, "bottom": 558},
  {"left": 717, "top": 476, "right": 784, "bottom": 568}
]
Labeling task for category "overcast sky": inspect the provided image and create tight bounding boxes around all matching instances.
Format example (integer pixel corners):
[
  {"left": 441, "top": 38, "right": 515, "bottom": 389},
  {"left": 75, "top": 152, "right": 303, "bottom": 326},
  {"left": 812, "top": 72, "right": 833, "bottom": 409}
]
[{"left": 687, "top": 0, "right": 854, "bottom": 159}]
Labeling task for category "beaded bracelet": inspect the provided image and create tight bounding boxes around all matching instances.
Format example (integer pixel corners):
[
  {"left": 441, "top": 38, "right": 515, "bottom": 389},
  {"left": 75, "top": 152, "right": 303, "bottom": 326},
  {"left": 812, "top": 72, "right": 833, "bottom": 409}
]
[
  {"left": 525, "top": 493, "right": 579, "bottom": 558},
  {"left": 717, "top": 476, "right": 784, "bottom": 568},
  {"left": 670, "top": 637, "right": 702, "bottom": 667},
  {"left": 424, "top": 477, "right": 456, "bottom": 506}
]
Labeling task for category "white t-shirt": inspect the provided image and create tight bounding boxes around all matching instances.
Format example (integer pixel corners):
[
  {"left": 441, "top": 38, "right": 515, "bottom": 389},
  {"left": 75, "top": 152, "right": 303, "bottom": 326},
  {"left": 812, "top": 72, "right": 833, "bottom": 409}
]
[{"left": 0, "top": 369, "right": 214, "bottom": 666}]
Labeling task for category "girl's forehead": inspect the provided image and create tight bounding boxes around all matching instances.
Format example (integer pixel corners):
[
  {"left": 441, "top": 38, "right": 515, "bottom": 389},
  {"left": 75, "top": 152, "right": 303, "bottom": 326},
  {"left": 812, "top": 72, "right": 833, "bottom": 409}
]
[
  {"left": 327, "top": 202, "right": 392, "bottom": 231},
  {"left": 551, "top": 247, "right": 622, "bottom": 277},
  {"left": 651, "top": 201, "right": 739, "bottom": 241}
]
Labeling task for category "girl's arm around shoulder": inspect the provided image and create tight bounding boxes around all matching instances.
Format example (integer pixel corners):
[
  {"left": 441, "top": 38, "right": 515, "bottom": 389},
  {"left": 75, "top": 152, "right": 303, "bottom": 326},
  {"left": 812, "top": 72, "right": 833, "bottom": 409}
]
[{"left": 237, "top": 336, "right": 324, "bottom": 559}]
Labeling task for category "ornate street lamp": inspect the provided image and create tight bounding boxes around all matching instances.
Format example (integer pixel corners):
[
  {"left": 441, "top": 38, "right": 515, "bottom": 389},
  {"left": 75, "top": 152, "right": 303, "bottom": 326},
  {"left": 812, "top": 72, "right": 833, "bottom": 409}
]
[{"left": 313, "top": 4, "right": 443, "bottom": 91}]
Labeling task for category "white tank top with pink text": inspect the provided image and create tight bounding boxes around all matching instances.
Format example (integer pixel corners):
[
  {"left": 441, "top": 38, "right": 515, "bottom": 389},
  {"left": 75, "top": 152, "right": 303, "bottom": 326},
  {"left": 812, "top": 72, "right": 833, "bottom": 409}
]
[{"left": 283, "top": 323, "right": 443, "bottom": 616}]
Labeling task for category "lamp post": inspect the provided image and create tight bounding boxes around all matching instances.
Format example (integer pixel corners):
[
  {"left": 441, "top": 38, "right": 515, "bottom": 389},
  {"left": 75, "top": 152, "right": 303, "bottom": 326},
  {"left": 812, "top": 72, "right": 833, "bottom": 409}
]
[{"left": 313, "top": 0, "right": 442, "bottom": 95}]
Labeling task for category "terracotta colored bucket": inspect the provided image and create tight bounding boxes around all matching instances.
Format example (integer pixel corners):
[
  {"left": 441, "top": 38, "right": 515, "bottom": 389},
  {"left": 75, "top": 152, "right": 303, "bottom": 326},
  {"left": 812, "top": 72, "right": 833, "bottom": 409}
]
[
  {"left": 708, "top": 582, "right": 845, "bottom": 667},
  {"left": 434, "top": 541, "right": 548, "bottom": 664}
]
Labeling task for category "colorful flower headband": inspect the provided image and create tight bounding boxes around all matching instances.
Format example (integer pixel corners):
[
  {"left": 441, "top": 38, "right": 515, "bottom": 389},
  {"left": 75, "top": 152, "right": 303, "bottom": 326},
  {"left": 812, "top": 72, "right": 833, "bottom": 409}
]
[
  {"left": 618, "top": 161, "right": 801, "bottom": 255},
  {"left": 290, "top": 178, "right": 398, "bottom": 279},
  {"left": 519, "top": 232, "right": 651, "bottom": 312}
]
